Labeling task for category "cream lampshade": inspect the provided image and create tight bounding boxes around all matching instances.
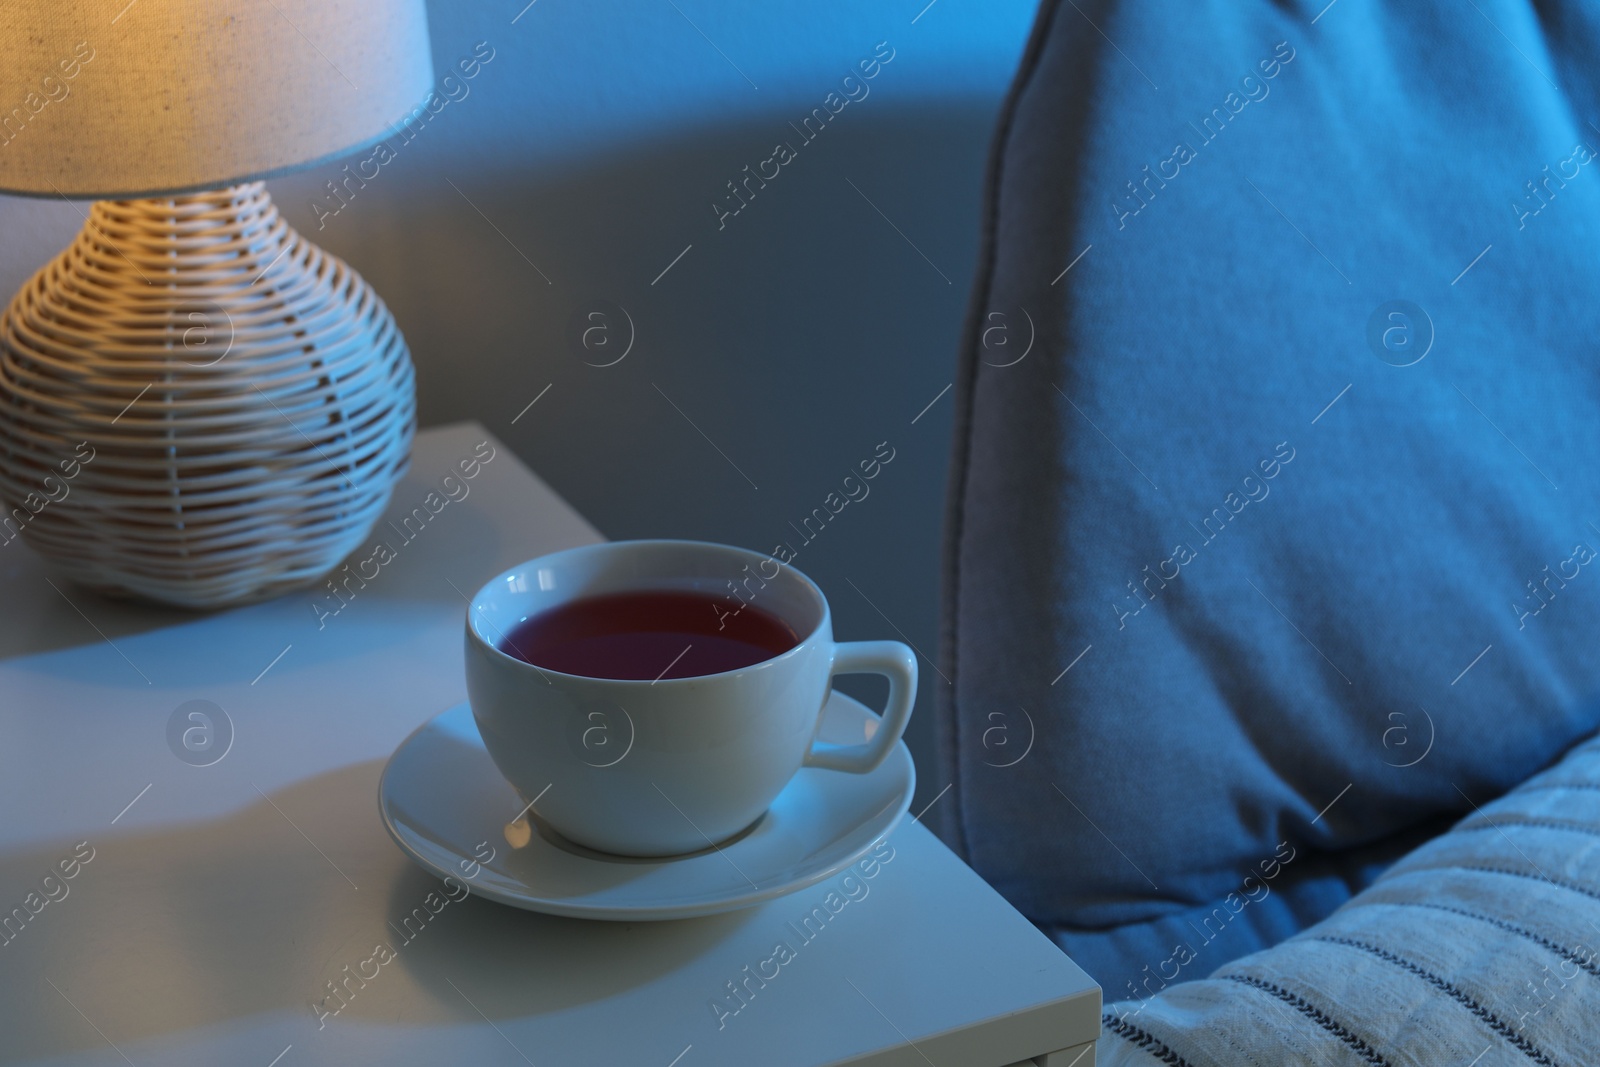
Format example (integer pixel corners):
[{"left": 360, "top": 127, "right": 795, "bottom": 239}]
[{"left": 0, "top": 1, "right": 433, "bottom": 608}]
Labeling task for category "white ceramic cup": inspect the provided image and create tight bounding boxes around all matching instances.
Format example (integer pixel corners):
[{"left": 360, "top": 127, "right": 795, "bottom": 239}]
[{"left": 464, "top": 539, "right": 918, "bottom": 857}]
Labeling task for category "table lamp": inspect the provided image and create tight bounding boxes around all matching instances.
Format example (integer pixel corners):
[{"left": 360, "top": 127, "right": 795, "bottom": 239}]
[{"left": 0, "top": 2, "right": 433, "bottom": 608}]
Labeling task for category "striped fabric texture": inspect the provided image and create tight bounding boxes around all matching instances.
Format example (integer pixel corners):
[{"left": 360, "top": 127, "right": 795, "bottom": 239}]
[{"left": 1097, "top": 731, "right": 1600, "bottom": 1066}]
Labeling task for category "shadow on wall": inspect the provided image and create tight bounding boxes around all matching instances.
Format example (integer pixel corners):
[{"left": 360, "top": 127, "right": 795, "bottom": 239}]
[{"left": 266, "top": 98, "right": 1007, "bottom": 810}]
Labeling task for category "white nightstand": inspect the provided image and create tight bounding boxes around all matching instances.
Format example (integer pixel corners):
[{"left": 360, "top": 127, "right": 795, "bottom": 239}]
[{"left": 0, "top": 422, "right": 1100, "bottom": 1066}]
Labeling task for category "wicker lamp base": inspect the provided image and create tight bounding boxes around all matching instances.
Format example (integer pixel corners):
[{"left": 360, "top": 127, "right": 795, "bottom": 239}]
[{"left": 0, "top": 183, "right": 415, "bottom": 609}]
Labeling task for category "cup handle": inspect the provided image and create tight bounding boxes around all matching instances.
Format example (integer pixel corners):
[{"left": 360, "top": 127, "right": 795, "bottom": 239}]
[{"left": 802, "top": 640, "right": 918, "bottom": 774}]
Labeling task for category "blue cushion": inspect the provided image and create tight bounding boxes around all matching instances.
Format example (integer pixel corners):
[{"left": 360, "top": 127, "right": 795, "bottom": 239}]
[
  {"left": 1096, "top": 729, "right": 1600, "bottom": 1065},
  {"left": 939, "top": 0, "right": 1600, "bottom": 994}
]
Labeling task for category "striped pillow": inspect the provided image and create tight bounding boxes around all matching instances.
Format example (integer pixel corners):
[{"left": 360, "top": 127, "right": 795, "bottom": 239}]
[{"left": 1097, "top": 732, "right": 1600, "bottom": 1066}]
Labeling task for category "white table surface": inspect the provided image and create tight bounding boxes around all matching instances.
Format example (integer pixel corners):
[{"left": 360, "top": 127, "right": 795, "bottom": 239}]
[{"left": 0, "top": 421, "right": 1099, "bottom": 1067}]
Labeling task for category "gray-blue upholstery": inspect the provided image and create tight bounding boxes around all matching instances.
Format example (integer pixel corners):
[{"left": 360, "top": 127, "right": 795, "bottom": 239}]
[{"left": 939, "top": 0, "right": 1600, "bottom": 1054}]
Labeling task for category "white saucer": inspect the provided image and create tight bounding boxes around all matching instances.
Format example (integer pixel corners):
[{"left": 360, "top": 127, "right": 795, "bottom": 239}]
[{"left": 378, "top": 693, "right": 915, "bottom": 920}]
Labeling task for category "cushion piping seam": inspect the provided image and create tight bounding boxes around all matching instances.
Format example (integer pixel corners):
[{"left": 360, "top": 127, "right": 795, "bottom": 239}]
[
  {"left": 939, "top": 0, "right": 1069, "bottom": 862},
  {"left": 1379, "top": 900, "right": 1600, "bottom": 980},
  {"left": 1099, "top": 1012, "right": 1197, "bottom": 1067},
  {"left": 1311, "top": 936, "right": 1560, "bottom": 1067},
  {"left": 1219, "top": 973, "right": 1391, "bottom": 1067}
]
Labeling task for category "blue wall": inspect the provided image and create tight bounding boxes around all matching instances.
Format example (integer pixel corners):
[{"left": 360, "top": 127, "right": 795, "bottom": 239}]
[{"left": 0, "top": 0, "right": 1037, "bottom": 809}]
